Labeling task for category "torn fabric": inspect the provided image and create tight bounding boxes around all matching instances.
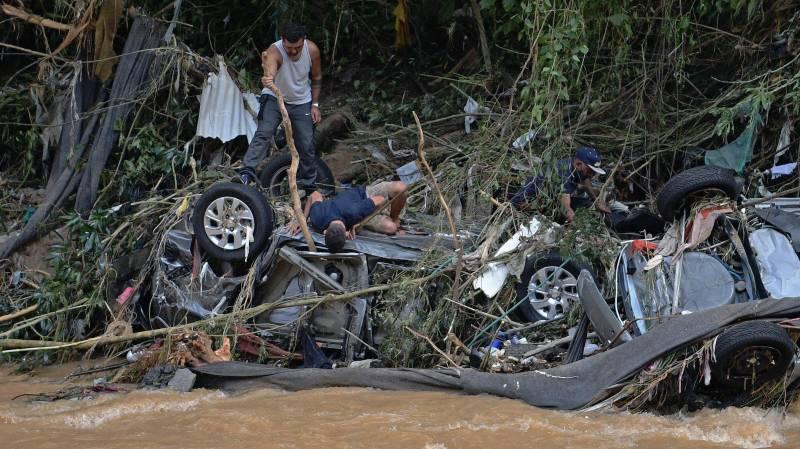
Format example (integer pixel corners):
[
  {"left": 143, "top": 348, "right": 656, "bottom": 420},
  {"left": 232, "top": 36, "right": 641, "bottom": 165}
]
[
  {"left": 473, "top": 218, "right": 543, "bottom": 298},
  {"left": 674, "top": 206, "right": 733, "bottom": 259},
  {"left": 464, "top": 97, "right": 480, "bottom": 133},
  {"left": 705, "top": 111, "right": 762, "bottom": 175},
  {"left": 393, "top": 0, "right": 411, "bottom": 49},
  {"left": 93, "top": 0, "right": 123, "bottom": 81}
]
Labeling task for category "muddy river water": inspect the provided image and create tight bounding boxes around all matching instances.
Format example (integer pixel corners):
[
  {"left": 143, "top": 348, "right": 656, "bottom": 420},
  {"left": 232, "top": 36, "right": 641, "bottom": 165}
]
[{"left": 1, "top": 364, "right": 798, "bottom": 449}]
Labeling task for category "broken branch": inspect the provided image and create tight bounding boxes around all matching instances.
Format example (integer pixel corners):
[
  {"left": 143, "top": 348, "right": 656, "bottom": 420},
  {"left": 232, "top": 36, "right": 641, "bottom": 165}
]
[
  {"left": 0, "top": 271, "right": 444, "bottom": 353},
  {"left": 272, "top": 86, "right": 317, "bottom": 252},
  {"left": 741, "top": 185, "right": 800, "bottom": 207},
  {"left": 1, "top": 4, "right": 73, "bottom": 31},
  {"left": 468, "top": 0, "right": 492, "bottom": 74},
  {"left": 0, "top": 304, "right": 39, "bottom": 324},
  {"left": 413, "top": 111, "right": 463, "bottom": 302},
  {"left": 405, "top": 326, "right": 459, "bottom": 368}
]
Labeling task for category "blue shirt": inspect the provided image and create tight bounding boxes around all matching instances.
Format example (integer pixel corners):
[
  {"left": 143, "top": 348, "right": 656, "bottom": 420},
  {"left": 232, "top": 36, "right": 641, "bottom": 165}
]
[
  {"left": 510, "top": 158, "right": 587, "bottom": 207},
  {"left": 309, "top": 186, "right": 376, "bottom": 231}
]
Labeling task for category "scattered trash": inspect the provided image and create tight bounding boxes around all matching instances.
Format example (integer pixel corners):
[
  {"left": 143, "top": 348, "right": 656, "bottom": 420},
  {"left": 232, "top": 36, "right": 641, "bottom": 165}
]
[
  {"left": 396, "top": 160, "right": 422, "bottom": 185},
  {"left": 769, "top": 162, "right": 797, "bottom": 179},
  {"left": 511, "top": 130, "right": 538, "bottom": 151}
]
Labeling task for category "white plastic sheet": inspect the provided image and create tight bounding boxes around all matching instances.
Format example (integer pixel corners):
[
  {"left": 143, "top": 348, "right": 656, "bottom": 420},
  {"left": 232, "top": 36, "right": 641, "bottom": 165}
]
[
  {"left": 749, "top": 228, "right": 800, "bottom": 299},
  {"left": 473, "top": 218, "right": 541, "bottom": 298},
  {"left": 464, "top": 97, "right": 479, "bottom": 133},
  {"left": 512, "top": 130, "right": 538, "bottom": 151},
  {"left": 196, "top": 59, "right": 258, "bottom": 143}
]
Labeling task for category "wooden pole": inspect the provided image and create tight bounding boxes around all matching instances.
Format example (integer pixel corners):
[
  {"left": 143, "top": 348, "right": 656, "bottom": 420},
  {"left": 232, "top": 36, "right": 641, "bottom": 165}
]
[{"left": 271, "top": 85, "right": 317, "bottom": 251}]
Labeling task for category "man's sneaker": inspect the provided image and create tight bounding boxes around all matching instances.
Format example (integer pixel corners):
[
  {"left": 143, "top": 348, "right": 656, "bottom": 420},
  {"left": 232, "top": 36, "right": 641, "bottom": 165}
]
[{"left": 234, "top": 171, "right": 254, "bottom": 185}]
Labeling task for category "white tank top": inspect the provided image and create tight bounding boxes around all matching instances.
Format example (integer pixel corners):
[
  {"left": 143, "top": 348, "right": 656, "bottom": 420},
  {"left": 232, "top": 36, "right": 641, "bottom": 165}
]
[{"left": 262, "top": 39, "right": 312, "bottom": 105}]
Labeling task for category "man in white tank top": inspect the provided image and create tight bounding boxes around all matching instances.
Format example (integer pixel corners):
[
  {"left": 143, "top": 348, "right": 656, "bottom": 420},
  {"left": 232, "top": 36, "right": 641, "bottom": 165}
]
[{"left": 239, "top": 22, "right": 323, "bottom": 194}]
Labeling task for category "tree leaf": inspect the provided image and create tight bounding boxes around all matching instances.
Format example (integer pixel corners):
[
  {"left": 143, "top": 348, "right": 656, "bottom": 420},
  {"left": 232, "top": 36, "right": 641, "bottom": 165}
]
[{"left": 608, "top": 13, "right": 628, "bottom": 26}]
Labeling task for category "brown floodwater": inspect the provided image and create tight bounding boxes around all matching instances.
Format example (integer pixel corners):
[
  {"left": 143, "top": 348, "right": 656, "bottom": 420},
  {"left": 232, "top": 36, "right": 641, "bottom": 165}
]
[{"left": 1, "top": 363, "right": 798, "bottom": 449}]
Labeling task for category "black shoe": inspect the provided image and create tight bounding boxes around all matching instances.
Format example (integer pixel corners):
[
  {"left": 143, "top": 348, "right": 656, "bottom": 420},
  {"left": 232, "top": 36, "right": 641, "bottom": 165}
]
[{"left": 234, "top": 171, "right": 254, "bottom": 185}]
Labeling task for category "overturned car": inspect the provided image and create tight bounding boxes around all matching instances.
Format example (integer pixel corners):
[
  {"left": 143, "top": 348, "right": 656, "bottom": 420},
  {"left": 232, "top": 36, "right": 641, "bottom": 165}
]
[
  {"left": 468, "top": 165, "right": 800, "bottom": 407},
  {"left": 142, "top": 160, "right": 800, "bottom": 411},
  {"left": 148, "top": 169, "right": 463, "bottom": 366}
]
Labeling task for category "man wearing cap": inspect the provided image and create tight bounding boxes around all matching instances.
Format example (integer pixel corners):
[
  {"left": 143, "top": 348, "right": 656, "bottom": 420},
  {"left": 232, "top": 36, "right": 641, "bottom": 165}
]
[{"left": 511, "top": 146, "right": 611, "bottom": 222}]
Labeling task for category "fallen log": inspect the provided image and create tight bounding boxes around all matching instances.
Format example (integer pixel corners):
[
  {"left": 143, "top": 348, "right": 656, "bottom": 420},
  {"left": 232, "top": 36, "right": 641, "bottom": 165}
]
[{"left": 0, "top": 106, "right": 102, "bottom": 259}]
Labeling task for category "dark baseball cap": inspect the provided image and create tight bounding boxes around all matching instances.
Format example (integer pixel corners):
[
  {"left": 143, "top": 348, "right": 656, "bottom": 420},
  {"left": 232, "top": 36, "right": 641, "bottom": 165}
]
[{"left": 576, "top": 146, "right": 605, "bottom": 175}]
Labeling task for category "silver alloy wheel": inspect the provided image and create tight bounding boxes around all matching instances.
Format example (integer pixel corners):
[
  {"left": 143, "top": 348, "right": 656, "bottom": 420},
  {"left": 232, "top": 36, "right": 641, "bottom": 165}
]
[
  {"left": 527, "top": 266, "right": 579, "bottom": 320},
  {"left": 203, "top": 196, "right": 255, "bottom": 250}
]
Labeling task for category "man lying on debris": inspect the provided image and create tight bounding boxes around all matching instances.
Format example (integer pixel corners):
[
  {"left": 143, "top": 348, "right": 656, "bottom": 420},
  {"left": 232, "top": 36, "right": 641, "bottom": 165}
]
[
  {"left": 511, "top": 146, "right": 611, "bottom": 222},
  {"left": 288, "top": 181, "right": 407, "bottom": 252}
]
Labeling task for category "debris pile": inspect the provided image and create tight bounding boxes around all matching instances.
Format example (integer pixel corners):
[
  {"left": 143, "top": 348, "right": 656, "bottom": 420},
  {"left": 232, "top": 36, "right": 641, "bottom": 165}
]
[{"left": 1, "top": 1, "right": 800, "bottom": 412}]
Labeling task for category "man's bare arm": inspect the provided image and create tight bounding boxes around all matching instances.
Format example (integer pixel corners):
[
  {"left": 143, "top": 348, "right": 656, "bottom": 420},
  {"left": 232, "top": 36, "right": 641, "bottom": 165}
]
[
  {"left": 308, "top": 41, "right": 322, "bottom": 103},
  {"left": 308, "top": 41, "right": 322, "bottom": 124},
  {"left": 288, "top": 191, "right": 323, "bottom": 235},
  {"left": 561, "top": 193, "right": 575, "bottom": 222},
  {"left": 581, "top": 178, "right": 598, "bottom": 199},
  {"left": 582, "top": 179, "right": 611, "bottom": 213},
  {"left": 261, "top": 45, "right": 282, "bottom": 88},
  {"left": 305, "top": 191, "right": 324, "bottom": 219}
]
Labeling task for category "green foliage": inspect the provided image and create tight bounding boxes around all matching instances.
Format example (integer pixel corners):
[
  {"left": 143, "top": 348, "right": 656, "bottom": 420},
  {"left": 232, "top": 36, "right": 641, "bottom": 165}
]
[
  {"left": 64, "top": 209, "right": 114, "bottom": 255},
  {"left": 711, "top": 85, "right": 772, "bottom": 137},
  {"left": 696, "top": 0, "right": 763, "bottom": 19},
  {"left": 22, "top": 207, "right": 120, "bottom": 342},
  {"left": 346, "top": 65, "right": 442, "bottom": 125},
  {"left": 115, "top": 124, "right": 190, "bottom": 193},
  {"left": 481, "top": 0, "right": 637, "bottom": 128},
  {"left": 0, "top": 89, "right": 41, "bottom": 178},
  {"left": 557, "top": 208, "right": 617, "bottom": 269},
  {"left": 785, "top": 79, "right": 800, "bottom": 117}
]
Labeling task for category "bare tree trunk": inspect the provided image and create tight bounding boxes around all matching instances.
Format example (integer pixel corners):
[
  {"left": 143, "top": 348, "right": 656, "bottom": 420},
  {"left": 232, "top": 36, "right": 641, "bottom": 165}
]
[
  {"left": 0, "top": 109, "right": 102, "bottom": 259},
  {"left": 74, "top": 17, "right": 165, "bottom": 214},
  {"left": 469, "top": 0, "right": 492, "bottom": 74}
]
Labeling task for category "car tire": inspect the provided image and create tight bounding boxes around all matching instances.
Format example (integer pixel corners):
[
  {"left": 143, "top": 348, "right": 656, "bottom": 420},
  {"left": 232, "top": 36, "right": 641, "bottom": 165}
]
[
  {"left": 711, "top": 320, "right": 796, "bottom": 390},
  {"left": 259, "top": 153, "right": 336, "bottom": 197},
  {"left": 192, "top": 182, "right": 273, "bottom": 261},
  {"left": 656, "top": 166, "right": 738, "bottom": 221},
  {"left": 514, "top": 252, "right": 589, "bottom": 323}
]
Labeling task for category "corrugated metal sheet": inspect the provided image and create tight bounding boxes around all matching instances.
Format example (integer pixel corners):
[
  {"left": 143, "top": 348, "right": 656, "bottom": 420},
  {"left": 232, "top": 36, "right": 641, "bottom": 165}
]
[{"left": 196, "top": 60, "right": 257, "bottom": 143}]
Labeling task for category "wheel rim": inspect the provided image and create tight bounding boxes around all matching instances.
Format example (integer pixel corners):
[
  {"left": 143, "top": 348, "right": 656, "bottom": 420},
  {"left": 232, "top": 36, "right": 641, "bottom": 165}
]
[
  {"left": 728, "top": 345, "right": 784, "bottom": 379},
  {"left": 268, "top": 166, "right": 291, "bottom": 198},
  {"left": 527, "top": 266, "right": 579, "bottom": 320},
  {"left": 203, "top": 196, "right": 256, "bottom": 250}
]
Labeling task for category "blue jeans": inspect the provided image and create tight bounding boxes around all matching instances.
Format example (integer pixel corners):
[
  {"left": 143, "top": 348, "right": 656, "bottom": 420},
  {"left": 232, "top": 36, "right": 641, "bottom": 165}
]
[{"left": 242, "top": 94, "right": 316, "bottom": 190}]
